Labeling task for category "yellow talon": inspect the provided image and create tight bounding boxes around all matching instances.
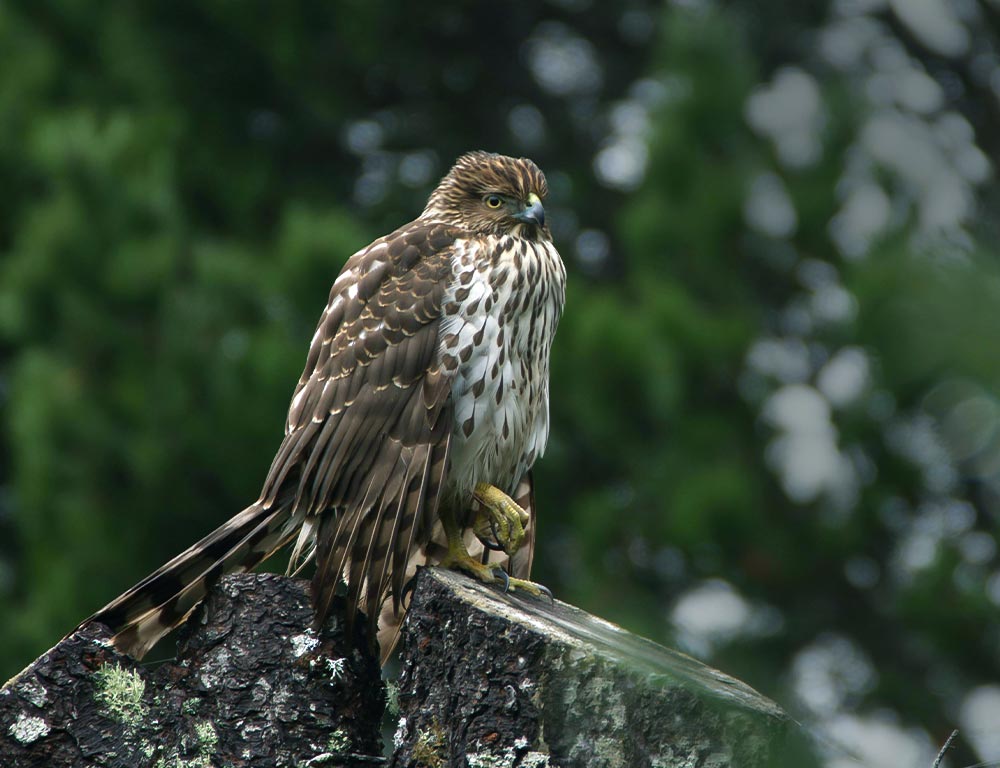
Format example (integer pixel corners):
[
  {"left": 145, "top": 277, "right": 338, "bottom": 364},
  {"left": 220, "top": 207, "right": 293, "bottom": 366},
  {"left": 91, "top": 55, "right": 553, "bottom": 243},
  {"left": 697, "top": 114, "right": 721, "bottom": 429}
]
[
  {"left": 436, "top": 494, "right": 552, "bottom": 601},
  {"left": 502, "top": 576, "right": 552, "bottom": 599},
  {"left": 438, "top": 547, "right": 502, "bottom": 584},
  {"left": 472, "top": 482, "right": 529, "bottom": 556},
  {"left": 438, "top": 545, "right": 551, "bottom": 599},
  {"left": 437, "top": 500, "right": 501, "bottom": 584}
]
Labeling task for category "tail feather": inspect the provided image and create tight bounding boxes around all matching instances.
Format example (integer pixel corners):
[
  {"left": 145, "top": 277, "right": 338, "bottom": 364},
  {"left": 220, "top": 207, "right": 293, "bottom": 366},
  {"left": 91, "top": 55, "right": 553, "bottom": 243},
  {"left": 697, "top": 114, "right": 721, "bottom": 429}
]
[
  {"left": 77, "top": 496, "right": 300, "bottom": 658},
  {"left": 76, "top": 468, "right": 536, "bottom": 664}
]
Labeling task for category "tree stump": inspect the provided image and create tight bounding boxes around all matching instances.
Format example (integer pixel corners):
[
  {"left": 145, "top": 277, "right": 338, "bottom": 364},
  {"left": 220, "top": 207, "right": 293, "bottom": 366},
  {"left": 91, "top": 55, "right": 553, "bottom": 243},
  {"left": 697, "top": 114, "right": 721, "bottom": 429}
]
[
  {"left": 0, "top": 573, "right": 384, "bottom": 767},
  {"left": 390, "top": 567, "right": 812, "bottom": 768},
  {"left": 3, "top": 568, "right": 814, "bottom": 767}
]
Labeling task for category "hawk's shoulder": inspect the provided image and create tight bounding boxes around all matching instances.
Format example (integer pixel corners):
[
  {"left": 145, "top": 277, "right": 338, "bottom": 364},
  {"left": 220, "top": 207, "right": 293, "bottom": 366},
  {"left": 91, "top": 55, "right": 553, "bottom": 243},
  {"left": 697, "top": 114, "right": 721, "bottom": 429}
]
[
  {"left": 286, "top": 219, "right": 467, "bottom": 427},
  {"left": 336, "top": 219, "right": 465, "bottom": 291},
  {"left": 262, "top": 218, "right": 470, "bottom": 513}
]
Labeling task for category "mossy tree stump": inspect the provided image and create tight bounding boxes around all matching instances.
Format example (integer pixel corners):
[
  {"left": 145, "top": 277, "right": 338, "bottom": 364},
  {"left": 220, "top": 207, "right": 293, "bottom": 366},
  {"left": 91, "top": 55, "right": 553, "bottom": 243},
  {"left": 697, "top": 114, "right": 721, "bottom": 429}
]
[
  {"left": 390, "top": 568, "right": 813, "bottom": 768},
  {"left": 3, "top": 568, "right": 813, "bottom": 767},
  {"left": 0, "top": 573, "right": 384, "bottom": 767}
]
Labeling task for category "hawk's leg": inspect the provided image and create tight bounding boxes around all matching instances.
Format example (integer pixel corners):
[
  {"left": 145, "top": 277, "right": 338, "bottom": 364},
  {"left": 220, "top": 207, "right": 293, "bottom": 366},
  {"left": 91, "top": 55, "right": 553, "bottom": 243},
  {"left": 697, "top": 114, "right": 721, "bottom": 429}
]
[
  {"left": 438, "top": 497, "right": 550, "bottom": 599},
  {"left": 472, "top": 482, "right": 529, "bottom": 556}
]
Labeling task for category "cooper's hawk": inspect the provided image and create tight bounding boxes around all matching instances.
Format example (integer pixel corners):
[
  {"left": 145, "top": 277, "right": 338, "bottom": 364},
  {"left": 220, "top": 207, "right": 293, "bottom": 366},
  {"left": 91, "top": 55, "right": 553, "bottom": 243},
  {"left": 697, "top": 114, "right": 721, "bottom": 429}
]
[{"left": 78, "top": 151, "right": 566, "bottom": 661}]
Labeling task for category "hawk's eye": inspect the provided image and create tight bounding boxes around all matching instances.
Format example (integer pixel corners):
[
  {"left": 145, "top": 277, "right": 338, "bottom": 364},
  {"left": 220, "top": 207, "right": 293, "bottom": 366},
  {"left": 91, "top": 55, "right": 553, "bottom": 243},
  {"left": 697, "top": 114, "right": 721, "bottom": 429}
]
[{"left": 484, "top": 194, "right": 503, "bottom": 209}]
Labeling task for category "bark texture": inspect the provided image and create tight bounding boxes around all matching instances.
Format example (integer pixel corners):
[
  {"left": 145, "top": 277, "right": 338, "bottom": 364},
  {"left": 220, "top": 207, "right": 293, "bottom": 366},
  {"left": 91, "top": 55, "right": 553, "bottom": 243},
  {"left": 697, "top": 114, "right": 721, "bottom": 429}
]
[
  {"left": 0, "top": 573, "right": 384, "bottom": 767},
  {"left": 3, "top": 568, "right": 813, "bottom": 768},
  {"left": 389, "top": 568, "right": 812, "bottom": 768}
]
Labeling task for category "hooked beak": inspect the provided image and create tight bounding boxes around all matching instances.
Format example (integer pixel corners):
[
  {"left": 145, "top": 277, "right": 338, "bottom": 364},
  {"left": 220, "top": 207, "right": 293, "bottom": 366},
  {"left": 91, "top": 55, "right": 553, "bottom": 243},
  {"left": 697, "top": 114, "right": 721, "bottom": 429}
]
[{"left": 514, "top": 192, "right": 545, "bottom": 229}]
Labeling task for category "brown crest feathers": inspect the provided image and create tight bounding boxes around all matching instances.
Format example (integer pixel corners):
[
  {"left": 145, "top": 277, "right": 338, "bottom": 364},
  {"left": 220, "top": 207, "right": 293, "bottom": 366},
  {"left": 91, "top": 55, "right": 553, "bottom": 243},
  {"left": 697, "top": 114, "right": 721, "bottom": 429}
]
[{"left": 422, "top": 151, "right": 550, "bottom": 227}]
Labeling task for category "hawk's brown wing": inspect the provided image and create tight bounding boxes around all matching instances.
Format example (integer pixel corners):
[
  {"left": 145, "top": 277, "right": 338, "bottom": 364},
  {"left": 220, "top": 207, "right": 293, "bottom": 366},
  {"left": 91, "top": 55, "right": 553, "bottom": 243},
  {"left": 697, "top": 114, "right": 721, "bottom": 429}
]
[
  {"left": 261, "top": 220, "right": 462, "bottom": 633},
  {"left": 76, "top": 221, "right": 463, "bottom": 658}
]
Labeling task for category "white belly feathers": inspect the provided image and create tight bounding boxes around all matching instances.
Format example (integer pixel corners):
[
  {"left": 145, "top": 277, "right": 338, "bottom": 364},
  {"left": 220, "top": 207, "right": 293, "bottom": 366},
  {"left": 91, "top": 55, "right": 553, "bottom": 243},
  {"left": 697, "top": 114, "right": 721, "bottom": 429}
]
[{"left": 437, "top": 235, "right": 565, "bottom": 504}]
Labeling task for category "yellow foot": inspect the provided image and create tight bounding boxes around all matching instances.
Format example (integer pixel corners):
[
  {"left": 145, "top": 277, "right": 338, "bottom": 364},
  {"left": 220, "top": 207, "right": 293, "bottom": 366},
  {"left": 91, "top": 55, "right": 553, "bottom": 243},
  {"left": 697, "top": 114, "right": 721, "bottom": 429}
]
[
  {"left": 502, "top": 575, "right": 553, "bottom": 600},
  {"left": 438, "top": 548, "right": 553, "bottom": 600},
  {"left": 472, "top": 482, "right": 529, "bottom": 556},
  {"left": 438, "top": 548, "right": 501, "bottom": 585}
]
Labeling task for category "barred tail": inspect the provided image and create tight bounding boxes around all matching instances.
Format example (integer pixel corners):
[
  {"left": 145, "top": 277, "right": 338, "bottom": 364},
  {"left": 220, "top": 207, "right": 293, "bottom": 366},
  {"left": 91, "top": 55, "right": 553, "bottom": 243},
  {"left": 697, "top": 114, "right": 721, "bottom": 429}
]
[{"left": 77, "top": 495, "right": 302, "bottom": 659}]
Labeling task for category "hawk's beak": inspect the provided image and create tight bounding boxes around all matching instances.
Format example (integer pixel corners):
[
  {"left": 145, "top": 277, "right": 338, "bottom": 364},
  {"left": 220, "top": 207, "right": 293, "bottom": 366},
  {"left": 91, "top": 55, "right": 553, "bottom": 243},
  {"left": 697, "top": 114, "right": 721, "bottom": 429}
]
[{"left": 514, "top": 193, "right": 545, "bottom": 229}]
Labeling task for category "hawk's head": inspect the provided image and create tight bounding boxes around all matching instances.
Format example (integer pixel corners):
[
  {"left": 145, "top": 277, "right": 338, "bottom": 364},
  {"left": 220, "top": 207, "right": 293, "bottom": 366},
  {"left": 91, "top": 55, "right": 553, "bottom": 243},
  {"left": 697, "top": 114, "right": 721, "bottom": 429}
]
[{"left": 423, "top": 151, "right": 550, "bottom": 239}]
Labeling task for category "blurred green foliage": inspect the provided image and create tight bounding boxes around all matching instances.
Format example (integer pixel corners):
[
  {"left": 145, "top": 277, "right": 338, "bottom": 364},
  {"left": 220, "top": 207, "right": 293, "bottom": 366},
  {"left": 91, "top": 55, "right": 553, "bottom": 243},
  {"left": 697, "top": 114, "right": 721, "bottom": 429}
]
[{"left": 4, "top": 1, "right": 1000, "bottom": 765}]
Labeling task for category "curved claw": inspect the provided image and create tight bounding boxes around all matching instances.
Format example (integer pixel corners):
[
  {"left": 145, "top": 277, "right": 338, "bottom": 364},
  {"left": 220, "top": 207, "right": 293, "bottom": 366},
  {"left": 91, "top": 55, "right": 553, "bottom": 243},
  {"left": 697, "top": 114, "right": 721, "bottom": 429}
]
[
  {"left": 493, "top": 566, "right": 511, "bottom": 593},
  {"left": 488, "top": 521, "right": 508, "bottom": 552},
  {"left": 473, "top": 483, "right": 527, "bottom": 556},
  {"left": 473, "top": 519, "right": 505, "bottom": 552},
  {"left": 484, "top": 565, "right": 553, "bottom": 602},
  {"left": 474, "top": 520, "right": 513, "bottom": 553}
]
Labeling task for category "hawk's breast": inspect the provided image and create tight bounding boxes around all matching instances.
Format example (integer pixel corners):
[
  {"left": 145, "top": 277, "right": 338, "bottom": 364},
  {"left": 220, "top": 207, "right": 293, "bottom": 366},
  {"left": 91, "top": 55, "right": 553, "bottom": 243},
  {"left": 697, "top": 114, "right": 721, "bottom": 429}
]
[{"left": 437, "top": 234, "right": 566, "bottom": 505}]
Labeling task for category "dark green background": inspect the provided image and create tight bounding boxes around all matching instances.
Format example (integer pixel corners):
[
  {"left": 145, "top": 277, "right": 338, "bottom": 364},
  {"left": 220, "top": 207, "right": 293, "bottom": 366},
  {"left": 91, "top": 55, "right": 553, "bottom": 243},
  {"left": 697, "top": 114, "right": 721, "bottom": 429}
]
[{"left": 4, "top": 2, "right": 1000, "bottom": 764}]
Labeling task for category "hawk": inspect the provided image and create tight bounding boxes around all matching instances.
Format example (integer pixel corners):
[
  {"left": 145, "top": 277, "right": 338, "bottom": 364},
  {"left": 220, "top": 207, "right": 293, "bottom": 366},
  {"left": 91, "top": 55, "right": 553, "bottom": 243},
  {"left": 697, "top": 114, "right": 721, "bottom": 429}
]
[{"left": 78, "top": 151, "right": 566, "bottom": 662}]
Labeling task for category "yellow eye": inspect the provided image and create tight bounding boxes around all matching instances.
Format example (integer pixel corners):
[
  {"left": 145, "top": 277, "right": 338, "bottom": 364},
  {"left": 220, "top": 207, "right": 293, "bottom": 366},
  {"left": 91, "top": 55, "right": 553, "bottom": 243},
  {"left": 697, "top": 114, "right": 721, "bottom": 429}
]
[{"left": 484, "top": 194, "right": 503, "bottom": 209}]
